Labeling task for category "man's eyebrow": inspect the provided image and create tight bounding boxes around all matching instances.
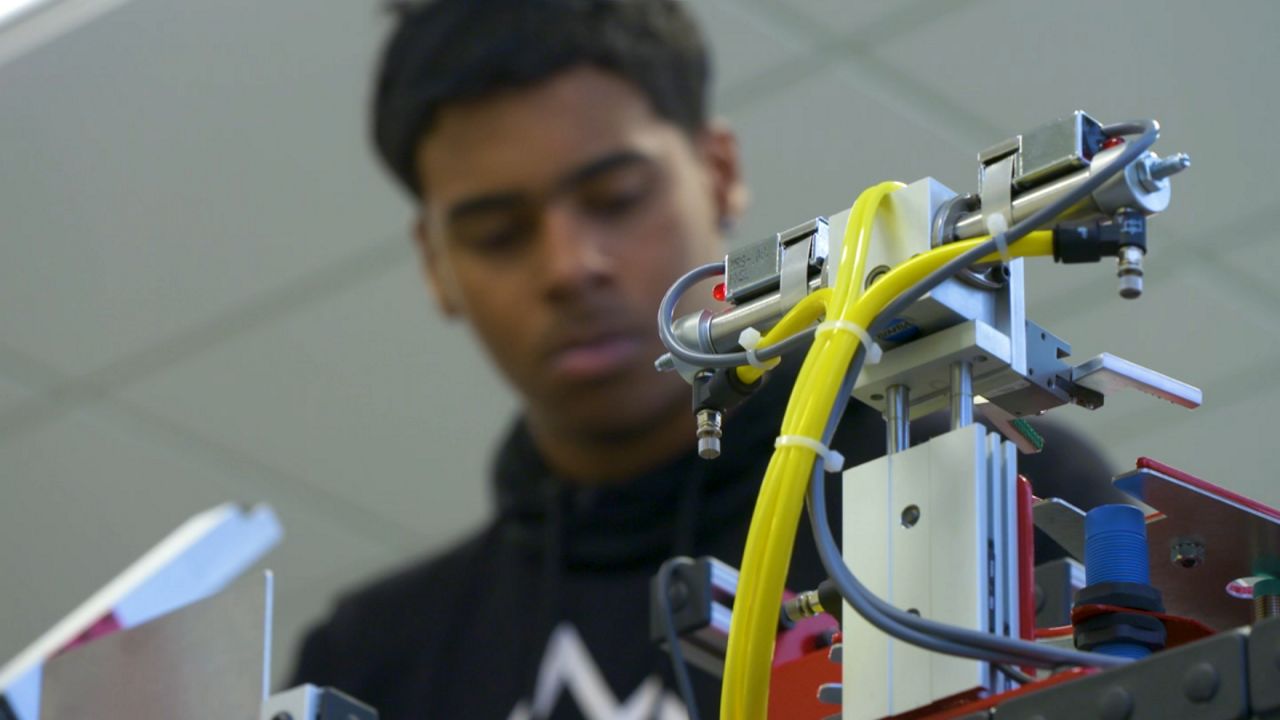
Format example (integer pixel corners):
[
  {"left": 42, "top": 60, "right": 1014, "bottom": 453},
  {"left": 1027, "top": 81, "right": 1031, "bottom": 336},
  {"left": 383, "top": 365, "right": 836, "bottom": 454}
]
[
  {"left": 552, "top": 149, "right": 654, "bottom": 193},
  {"left": 446, "top": 191, "right": 527, "bottom": 226},
  {"left": 445, "top": 150, "right": 655, "bottom": 225}
]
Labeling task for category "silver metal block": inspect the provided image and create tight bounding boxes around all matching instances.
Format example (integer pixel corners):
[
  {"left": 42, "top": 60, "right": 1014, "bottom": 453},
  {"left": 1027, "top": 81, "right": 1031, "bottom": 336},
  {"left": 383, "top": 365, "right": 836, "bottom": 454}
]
[
  {"left": 724, "top": 218, "right": 829, "bottom": 304},
  {"left": 853, "top": 320, "right": 1018, "bottom": 421},
  {"left": 841, "top": 425, "right": 1018, "bottom": 718},
  {"left": 1000, "top": 111, "right": 1103, "bottom": 191}
]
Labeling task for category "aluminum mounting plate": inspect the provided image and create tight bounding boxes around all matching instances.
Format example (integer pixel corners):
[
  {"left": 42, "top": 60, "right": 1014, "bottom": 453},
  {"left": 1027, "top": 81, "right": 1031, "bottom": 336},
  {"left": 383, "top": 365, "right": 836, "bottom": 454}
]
[{"left": 1114, "top": 458, "right": 1280, "bottom": 630}]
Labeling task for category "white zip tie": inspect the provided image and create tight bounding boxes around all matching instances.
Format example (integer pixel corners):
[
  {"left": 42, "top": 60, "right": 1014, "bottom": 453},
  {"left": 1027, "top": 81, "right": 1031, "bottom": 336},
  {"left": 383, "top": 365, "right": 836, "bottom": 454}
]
[
  {"left": 986, "top": 213, "right": 1013, "bottom": 265},
  {"left": 816, "top": 319, "right": 882, "bottom": 364},
  {"left": 775, "top": 434, "right": 845, "bottom": 473},
  {"left": 737, "top": 327, "right": 780, "bottom": 370}
]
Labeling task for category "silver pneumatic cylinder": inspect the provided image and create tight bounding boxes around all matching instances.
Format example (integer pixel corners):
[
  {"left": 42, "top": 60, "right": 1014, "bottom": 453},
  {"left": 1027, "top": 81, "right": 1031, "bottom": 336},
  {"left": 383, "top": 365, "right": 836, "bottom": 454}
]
[{"left": 949, "top": 143, "right": 1189, "bottom": 241}]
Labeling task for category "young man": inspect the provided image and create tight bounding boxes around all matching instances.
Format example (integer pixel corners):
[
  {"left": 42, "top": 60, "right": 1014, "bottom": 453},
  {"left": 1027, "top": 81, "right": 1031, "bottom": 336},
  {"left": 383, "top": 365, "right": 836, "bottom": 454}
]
[{"left": 293, "top": 2, "right": 1116, "bottom": 718}]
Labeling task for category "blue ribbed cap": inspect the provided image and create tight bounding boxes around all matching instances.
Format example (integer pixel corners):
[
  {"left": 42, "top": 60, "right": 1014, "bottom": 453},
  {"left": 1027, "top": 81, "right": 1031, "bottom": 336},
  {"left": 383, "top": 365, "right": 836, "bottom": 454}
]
[{"left": 1084, "top": 504, "right": 1150, "bottom": 586}]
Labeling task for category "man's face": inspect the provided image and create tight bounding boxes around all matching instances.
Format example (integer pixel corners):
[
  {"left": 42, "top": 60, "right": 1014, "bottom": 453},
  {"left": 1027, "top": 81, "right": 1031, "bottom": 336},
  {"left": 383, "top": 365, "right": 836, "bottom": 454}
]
[{"left": 415, "top": 66, "right": 740, "bottom": 442}]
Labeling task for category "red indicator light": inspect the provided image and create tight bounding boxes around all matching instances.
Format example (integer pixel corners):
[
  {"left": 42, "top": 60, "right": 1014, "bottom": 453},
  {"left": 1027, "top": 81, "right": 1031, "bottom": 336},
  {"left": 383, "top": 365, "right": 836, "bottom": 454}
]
[
  {"left": 713, "top": 282, "right": 727, "bottom": 302},
  {"left": 1102, "top": 136, "right": 1125, "bottom": 150}
]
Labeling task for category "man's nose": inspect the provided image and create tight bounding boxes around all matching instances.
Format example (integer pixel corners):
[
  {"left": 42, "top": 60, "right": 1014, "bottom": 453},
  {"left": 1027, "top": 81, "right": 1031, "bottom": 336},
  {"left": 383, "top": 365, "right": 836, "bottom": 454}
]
[{"left": 537, "top": 204, "right": 613, "bottom": 299}]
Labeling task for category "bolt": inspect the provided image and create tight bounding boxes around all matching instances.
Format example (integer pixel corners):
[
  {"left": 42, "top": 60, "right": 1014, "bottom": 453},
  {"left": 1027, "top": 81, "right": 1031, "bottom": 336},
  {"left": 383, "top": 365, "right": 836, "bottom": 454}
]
[
  {"left": 1150, "top": 153, "right": 1192, "bottom": 182},
  {"left": 1255, "top": 594, "right": 1280, "bottom": 621},
  {"left": 783, "top": 590, "right": 823, "bottom": 622},
  {"left": 1182, "top": 662, "right": 1219, "bottom": 703},
  {"left": 1098, "top": 686, "right": 1133, "bottom": 720},
  {"left": 1170, "top": 538, "right": 1205, "bottom": 569},
  {"left": 1135, "top": 152, "right": 1191, "bottom": 192},
  {"left": 695, "top": 408, "right": 722, "bottom": 459}
]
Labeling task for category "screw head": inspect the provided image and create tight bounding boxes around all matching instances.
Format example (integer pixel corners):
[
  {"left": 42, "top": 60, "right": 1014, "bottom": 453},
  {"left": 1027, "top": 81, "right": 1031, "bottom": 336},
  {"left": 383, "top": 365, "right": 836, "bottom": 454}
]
[
  {"left": 1171, "top": 538, "right": 1206, "bottom": 569},
  {"left": 1098, "top": 685, "right": 1133, "bottom": 720},
  {"left": 901, "top": 504, "right": 921, "bottom": 528},
  {"left": 1182, "top": 662, "right": 1219, "bottom": 703}
]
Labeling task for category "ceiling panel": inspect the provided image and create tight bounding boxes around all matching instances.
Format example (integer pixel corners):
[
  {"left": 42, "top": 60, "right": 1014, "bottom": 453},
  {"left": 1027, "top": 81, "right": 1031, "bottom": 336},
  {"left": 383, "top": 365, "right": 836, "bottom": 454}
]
[
  {"left": 1216, "top": 222, "right": 1280, "bottom": 305},
  {"left": 0, "top": 0, "right": 409, "bottom": 377},
  {"left": 693, "top": 0, "right": 808, "bottom": 103},
  {"left": 726, "top": 62, "right": 970, "bottom": 245},
  {"left": 119, "top": 259, "right": 514, "bottom": 545},
  {"left": 849, "top": 0, "right": 1279, "bottom": 244},
  {"left": 0, "top": 373, "right": 32, "bottom": 413},
  {"left": 0, "top": 400, "right": 401, "bottom": 679}
]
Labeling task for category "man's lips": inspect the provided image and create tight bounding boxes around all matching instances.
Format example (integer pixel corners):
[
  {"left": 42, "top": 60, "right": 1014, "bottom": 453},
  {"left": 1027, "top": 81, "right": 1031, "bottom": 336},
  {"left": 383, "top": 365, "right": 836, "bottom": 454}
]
[{"left": 547, "top": 333, "right": 643, "bottom": 379}]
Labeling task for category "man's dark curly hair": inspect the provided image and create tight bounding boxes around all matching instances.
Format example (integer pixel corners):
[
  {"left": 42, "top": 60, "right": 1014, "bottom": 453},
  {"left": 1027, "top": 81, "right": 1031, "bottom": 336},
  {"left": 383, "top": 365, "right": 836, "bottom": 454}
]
[{"left": 372, "top": 0, "right": 711, "bottom": 199}]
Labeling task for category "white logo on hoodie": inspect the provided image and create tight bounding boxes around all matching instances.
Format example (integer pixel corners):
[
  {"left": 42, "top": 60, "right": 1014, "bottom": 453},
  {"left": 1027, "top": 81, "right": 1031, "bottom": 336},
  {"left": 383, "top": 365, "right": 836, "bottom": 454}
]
[{"left": 507, "top": 623, "right": 689, "bottom": 720}]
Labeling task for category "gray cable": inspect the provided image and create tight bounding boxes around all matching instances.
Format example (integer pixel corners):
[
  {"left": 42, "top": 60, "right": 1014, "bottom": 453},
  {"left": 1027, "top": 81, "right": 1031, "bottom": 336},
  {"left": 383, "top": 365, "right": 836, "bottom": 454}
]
[
  {"left": 806, "top": 352, "right": 1128, "bottom": 669},
  {"left": 657, "top": 120, "right": 1159, "bottom": 375},
  {"left": 656, "top": 263, "right": 816, "bottom": 370}
]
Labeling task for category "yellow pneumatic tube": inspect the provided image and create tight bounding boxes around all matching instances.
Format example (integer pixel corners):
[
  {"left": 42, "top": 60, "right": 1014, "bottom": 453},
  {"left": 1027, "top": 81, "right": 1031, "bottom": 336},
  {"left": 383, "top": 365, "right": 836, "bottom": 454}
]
[{"left": 718, "top": 181, "right": 1054, "bottom": 719}]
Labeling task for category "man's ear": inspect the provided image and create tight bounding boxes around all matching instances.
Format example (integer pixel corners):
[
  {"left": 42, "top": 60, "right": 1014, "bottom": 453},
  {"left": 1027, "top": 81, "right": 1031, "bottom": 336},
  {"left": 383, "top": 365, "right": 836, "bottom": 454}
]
[
  {"left": 414, "top": 216, "right": 465, "bottom": 319},
  {"left": 700, "top": 120, "right": 748, "bottom": 230}
]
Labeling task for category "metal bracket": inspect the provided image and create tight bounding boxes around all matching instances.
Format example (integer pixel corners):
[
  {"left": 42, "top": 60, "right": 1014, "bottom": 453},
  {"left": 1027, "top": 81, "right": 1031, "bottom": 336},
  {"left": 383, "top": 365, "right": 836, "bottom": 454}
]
[
  {"left": 1070, "top": 353, "right": 1202, "bottom": 409},
  {"left": 723, "top": 218, "right": 828, "bottom": 305}
]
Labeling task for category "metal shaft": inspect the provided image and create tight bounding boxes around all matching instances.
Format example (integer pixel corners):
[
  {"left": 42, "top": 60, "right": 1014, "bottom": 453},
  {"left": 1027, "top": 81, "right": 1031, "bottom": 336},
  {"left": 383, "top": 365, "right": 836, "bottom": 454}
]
[
  {"left": 949, "top": 361, "right": 973, "bottom": 429},
  {"left": 886, "top": 384, "right": 910, "bottom": 454}
]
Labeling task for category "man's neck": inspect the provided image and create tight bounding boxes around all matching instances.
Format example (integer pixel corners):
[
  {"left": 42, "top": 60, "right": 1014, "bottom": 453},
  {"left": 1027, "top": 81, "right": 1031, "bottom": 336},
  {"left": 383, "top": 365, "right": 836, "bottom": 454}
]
[{"left": 526, "top": 405, "right": 695, "bottom": 486}]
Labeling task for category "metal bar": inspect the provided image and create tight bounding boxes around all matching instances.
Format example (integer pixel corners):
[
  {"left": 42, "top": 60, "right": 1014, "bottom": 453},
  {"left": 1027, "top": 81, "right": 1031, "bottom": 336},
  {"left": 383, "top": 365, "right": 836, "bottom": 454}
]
[
  {"left": 949, "top": 360, "right": 973, "bottom": 429},
  {"left": 886, "top": 384, "right": 910, "bottom": 454}
]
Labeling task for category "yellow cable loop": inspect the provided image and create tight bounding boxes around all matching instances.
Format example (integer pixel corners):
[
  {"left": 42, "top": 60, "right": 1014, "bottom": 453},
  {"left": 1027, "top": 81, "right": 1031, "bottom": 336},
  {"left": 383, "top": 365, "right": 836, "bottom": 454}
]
[
  {"left": 734, "top": 288, "right": 832, "bottom": 386},
  {"left": 718, "top": 178, "right": 1054, "bottom": 718},
  {"left": 720, "top": 181, "right": 897, "bottom": 718}
]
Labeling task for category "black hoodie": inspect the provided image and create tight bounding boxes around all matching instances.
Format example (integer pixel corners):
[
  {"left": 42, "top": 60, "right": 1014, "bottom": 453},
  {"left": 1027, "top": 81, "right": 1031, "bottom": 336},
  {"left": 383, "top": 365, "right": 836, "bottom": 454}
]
[{"left": 291, "top": 361, "right": 1117, "bottom": 719}]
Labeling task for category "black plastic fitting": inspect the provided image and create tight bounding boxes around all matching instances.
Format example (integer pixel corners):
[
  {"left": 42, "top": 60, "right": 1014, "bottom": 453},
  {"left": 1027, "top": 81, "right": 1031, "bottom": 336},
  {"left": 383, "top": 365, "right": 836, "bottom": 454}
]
[
  {"left": 1052, "top": 209, "right": 1147, "bottom": 264},
  {"left": 1075, "top": 610, "right": 1168, "bottom": 653},
  {"left": 692, "top": 367, "right": 765, "bottom": 413},
  {"left": 1074, "top": 581, "right": 1166, "bottom": 614}
]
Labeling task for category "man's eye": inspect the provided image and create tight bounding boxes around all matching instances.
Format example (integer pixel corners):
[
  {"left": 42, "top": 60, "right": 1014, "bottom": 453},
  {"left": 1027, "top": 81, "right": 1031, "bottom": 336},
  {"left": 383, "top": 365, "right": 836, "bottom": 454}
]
[
  {"left": 578, "top": 188, "right": 650, "bottom": 219},
  {"left": 451, "top": 219, "right": 532, "bottom": 254},
  {"left": 464, "top": 229, "right": 526, "bottom": 253}
]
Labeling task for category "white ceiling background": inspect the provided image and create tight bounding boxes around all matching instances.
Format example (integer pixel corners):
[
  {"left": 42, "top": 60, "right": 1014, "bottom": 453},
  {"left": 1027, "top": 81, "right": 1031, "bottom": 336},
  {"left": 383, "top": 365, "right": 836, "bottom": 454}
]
[{"left": 1, "top": 0, "right": 1277, "bottom": 686}]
